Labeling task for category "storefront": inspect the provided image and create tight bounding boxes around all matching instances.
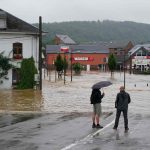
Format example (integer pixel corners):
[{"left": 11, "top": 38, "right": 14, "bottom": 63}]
[
  {"left": 132, "top": 56, "right": 150, "bottom": 71},
  {"left": 46, "top": 45, "right": 109, "bottom": 71},
  {"left": 129, "top": 44, "right": 150, "bottom": 72}
]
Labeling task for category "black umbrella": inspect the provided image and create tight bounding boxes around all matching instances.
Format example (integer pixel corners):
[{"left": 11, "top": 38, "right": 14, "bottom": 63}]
[{"left": 92, "top": 81, "right": 112, "bottom": 89}]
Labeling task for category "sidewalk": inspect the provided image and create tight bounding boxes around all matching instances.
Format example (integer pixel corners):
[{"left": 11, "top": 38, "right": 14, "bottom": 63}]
[
  {"left": 67, "top": 113, "right": 150, "bottom": 150},
  {"left": 0, "top": 111, "right": 149, "bottom": 150}
]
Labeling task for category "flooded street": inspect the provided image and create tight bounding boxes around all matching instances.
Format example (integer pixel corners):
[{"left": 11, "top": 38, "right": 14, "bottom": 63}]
[
  {"left": 0, "top": 71, "right": 150, "bottom": 114},
  {"left": 0, "top": 89, "right": 42, "bottom": 112},
  {"left": 0, "top": 71, "right": 150, "bottom": 150},
  {"left": 42, "top": 71, "right": 150, "bottom": 115}
]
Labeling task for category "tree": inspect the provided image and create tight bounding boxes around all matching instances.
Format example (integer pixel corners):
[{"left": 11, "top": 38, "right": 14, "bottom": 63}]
[
  {"left": 63, "top": 56, "right": 68, "bottom": 74},
  {"left": 54, "top": 54, "right": 64, "bottom": 78},
  {"left": 73, "top": 62, "right": 83, "bottom": 75},
  {"left": 108, "top": 53, "right": 117, "bottom": 77},
  {"left": 33, "top": 21, "right": 150, "bottom": 44},
  {"left": 54, "top": 54, "right": 69, "bottom": 78},
  {"left": 17, "top": 57, "right": 37, "bottom": 89},
  {"left": 0, "top": 52, "right": 12, "bottom": 80}
]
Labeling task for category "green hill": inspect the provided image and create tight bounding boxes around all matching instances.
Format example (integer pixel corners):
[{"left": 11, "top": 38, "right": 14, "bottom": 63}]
[{"left": 33, "top": 20, "right": 150, "bottom": 45}]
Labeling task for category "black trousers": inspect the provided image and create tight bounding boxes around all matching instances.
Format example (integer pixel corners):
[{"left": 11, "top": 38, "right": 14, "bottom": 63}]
[{"left": 114, "top": 109, "right": 128, "bottom": 129}]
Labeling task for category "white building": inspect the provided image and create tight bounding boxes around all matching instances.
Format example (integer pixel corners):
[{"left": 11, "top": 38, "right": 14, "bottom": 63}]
[
  {"left": 129, "top": 44, "right": 150, "bottom": 71},
  {"left": 0, "top": 9, "right": 39, "bottom": 89}
]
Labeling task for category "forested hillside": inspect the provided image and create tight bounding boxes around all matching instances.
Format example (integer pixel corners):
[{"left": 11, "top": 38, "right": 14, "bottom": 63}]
[{"left": 33, "top": 20, "right": 150, "bottom": 45}]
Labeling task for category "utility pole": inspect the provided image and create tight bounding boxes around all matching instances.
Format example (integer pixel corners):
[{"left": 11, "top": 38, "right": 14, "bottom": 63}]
[
  {"left": 124, "top": 50, "right": 126, "bottom": 89},
  {"left": 39, "top": 16, "right": 42, "bottom": 90},
  {"left": 64, "top": 53, "right": 66, "bottom": 84},
  {"left": 70, "top": 47, "right": 73, "bottom": 82},
  {"left": 71, "top": 52, "right": 72, "bottom": 82},
  {"left": 129, "top": 55, "right": 132, "bottom": 74}
]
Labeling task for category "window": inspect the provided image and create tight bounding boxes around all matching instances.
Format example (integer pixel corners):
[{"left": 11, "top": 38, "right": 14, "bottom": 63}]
[
  {"left": 142, "top": 50, "right": 147, "bottom": 56},
  {"left": 12, "top": 68, "right": 20, "bottom": 85},
  {"left": 136, "top": 50, "right": 142, "bottom": 56},
  {"left": 103, "top": 58, "right": 107, "bottom": 63},
  {"left": 114, "top": 51, "right": 118, "bottom": 55},
  {"left": 13, "top": 43, "right": 23, "bottom": 59},
  {"left": 0, "top": 18, "right": 6, "bottom": 29},
  {"left": 0, "top": 11, "right": 7, "bottom": 29}
]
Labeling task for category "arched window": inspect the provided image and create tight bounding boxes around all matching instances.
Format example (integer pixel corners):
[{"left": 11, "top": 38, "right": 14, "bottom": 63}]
[{"left": 13, "top": 42, "right": 23, "bottom": 59}]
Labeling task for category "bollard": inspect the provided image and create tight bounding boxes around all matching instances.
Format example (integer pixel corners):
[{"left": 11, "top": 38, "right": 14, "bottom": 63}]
[
  {"left": 134, "top": 84, "right": 136, "bottom": 87},
  {"left": 147, "top": 83, "right": 148, "bottom": 87}
]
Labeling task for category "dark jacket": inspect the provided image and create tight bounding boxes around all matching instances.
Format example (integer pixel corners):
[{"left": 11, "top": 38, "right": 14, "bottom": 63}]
[
  {"left": 90, "top": 89, "right": 104, "bottom": 104},
  {"left": 115, "top": 91, "right": 131, "bottom": 110}
]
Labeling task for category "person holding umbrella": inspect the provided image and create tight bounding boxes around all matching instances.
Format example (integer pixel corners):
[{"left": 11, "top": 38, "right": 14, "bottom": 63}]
[
  {"left": 113, "top": 86, "right": 131, "bottom": 132},
  {"left": 90, "top": 88, "right": 105, "bottom": 128},
  {"left": 90, "top": 81, "right": 112, "bottom": 128}
]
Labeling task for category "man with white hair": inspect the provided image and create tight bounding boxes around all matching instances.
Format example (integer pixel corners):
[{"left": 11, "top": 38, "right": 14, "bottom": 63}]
[{"left": 113, "top": 86, "right": 131, "bottom": 132}]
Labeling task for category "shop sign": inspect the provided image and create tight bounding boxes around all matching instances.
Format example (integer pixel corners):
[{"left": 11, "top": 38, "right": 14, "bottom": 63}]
[
  {"left": 60, "top": 46, "right": 69, "bottom": 52},
  {"left": 132, "top": 59, "right": 150, "bottom": 65},
  {"left": 147, "top": 56, "right": 150, "bottom": 59},
  {"left": 134, "top": 56, "right": 147, "bottom": 59},
  {"left": 73, "top": 57, "right": 94, "bottom": 61}
]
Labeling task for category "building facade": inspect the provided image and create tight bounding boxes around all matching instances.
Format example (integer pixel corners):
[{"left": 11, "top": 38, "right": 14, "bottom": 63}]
[
  {"left": 108, "top": 41, "right": 134, "bottom": 69},
  {"left": 129, "top": 44, "right": 150, "bottom": 72},
  {"left": 46, "top": 44, "right": 109, "bottom": 71},
  {"left": 0, "top": 9, "right": 39, "bottom": 89}
]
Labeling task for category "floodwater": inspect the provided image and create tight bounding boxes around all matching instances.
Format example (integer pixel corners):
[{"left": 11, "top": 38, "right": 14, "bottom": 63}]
[
  {"left": 0, "top": 89, "right": 43, "bottom": 112},
  {"left": 42, "top": 71, "right": 150, "bottom": 115},
  {"left": 0, "top": 71, "right": 150, "bottom": 115},
  {"left": 0, "top": 71, "right": 150, "bottom": 150}
]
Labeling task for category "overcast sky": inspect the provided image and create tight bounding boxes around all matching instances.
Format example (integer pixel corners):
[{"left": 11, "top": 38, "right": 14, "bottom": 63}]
[{"left": 1, "top": 0, "right": 150, "bottom": 24}]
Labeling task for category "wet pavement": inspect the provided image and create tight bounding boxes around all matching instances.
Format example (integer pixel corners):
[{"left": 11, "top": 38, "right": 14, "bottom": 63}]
[{"left": 0, "top": 71, "right": 150, "bottom": 150}]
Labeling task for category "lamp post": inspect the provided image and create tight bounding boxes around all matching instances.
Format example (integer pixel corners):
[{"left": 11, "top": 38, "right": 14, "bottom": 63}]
[
  {"left": 70, "top": 47, "right": 73, "bottom": 82},
  {"left": 42, "top": 47, "right": 46, "bottom": 79},
  {"left": 123, "top": 50, "right": 126, "bottom": 89},
  {"left": 60, "top": 46, "right": 69, "bottom": 85},
  {"left": 64, "top": 52, "right": 66, "bottom": 85}
]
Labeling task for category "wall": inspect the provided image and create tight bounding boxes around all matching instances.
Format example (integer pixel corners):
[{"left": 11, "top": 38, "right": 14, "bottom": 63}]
[
  {"left": 0, "top": 69, "right": 12, "bottom": 89},
  {"left": 47, "top": 53, "right": 108, "bottom": 70},
  {"left": 0, "top": 33, "right": 39, "bottom": 89}
]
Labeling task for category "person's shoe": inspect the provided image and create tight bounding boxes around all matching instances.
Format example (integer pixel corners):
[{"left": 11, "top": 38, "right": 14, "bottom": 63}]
[
  {"left": 92, "top": 123, "right": 96, "bottom": 128},
  {"left": 96, "top": 124, "right": 103, "bottom": 128},
  {"left": 125, "top": 128, "right": 129, "bottom": 132},
  {"left": 113, "top": 127, "right": 117, "bottom": 130}
]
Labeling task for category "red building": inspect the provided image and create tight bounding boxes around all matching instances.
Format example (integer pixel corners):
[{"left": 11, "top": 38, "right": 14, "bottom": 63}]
[
  {"left": 108, "top": 41, "right": 134, "bottom": 69},
  {"left": 46, "top": 44, "right": 109, "bottom": 71}
]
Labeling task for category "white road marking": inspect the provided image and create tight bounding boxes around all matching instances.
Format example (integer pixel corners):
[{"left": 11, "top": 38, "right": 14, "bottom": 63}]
[
  {"left": 89, "top": 119, "right": 115, "bottom": 137},
  {"left": 61, "top": 119, "right": 115, "bottom": 150}
]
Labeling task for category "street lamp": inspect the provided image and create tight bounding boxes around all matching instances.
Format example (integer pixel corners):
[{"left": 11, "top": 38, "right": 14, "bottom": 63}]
[
  {"left": 123, "top": 51, "right": 126, "bottom": 89},
  {"left": 60, "top": 46, "right": 69, "bottom": 84},
  {"left": 70, "top": 47, "right": 73, "bottom": 82},
  {"left": 64, "top": 53, "right": 66, "bottom": 84},
  {"left": 123, "top": 49, "right": 130, "bottom": 89}
]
